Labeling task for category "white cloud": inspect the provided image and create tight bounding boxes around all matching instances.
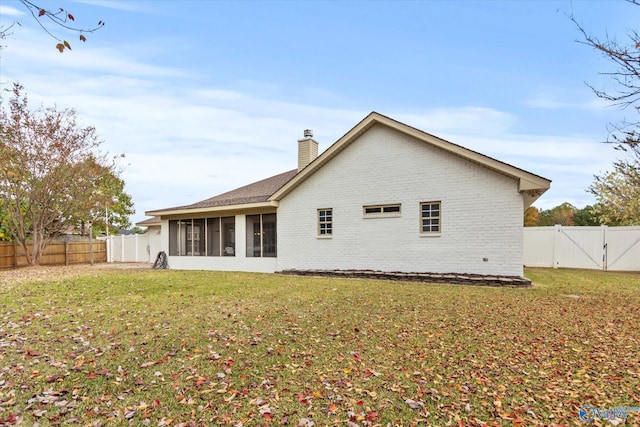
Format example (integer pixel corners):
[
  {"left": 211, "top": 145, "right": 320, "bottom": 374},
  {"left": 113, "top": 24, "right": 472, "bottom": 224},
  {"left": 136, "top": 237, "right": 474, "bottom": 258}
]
[
  {"left": 1, "top": 26, "right": 619, "bottom": 222},
  {"left": 394, "top": 107, "right": 517, "bottom": 136},
  {"left": 0, "top": 5, "right": 23, "bottom": 17},
  {"left": 526, "top": 94, "right": 611, "bottom": 111},
  {"left": 72, "top": 1, "right": 147, "bottom": 12},
  {"left": 3, "top": 37, "right": 189, "bottom": 78}
]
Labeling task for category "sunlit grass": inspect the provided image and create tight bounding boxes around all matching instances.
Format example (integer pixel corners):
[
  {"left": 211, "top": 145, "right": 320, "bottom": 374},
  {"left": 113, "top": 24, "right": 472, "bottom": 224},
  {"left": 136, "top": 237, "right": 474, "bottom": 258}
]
[{"left": 0, "top": 268, "right": 639, "bottom": 426}]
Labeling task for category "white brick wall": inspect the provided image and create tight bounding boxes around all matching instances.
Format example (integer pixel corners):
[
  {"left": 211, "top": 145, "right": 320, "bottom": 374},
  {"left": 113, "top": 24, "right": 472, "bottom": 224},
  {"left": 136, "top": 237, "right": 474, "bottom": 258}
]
[{"left": 277, "top": 124, "right": 525, "bottom": 277}]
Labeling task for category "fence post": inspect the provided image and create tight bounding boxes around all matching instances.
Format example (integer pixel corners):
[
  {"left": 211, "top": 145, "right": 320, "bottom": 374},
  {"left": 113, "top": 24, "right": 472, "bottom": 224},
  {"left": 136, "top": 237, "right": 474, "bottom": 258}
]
[
  {"left": 65, "top": 241, "right": 69, "bottom": 266},
  {"left": 602, "top": 225, "right": 608, "bottom": 271},
  {"left": 13, "top": 242, "right": 18, "bottom": 269},
  {"left": 553, "top": 224, "right": 561, "bottom": 269},
  {"left": 89, "top": 223, "right": 94, "bottom": 266},
  {"left": 135, "top": 234, "right": 139, "bottom": 262}
]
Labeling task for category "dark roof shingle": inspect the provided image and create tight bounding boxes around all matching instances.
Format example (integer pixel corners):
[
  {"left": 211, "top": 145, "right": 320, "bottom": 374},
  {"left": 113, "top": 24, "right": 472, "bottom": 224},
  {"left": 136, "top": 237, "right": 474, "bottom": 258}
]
[{"left": 164, "top": 169, "right": 297, "bottom": 211}]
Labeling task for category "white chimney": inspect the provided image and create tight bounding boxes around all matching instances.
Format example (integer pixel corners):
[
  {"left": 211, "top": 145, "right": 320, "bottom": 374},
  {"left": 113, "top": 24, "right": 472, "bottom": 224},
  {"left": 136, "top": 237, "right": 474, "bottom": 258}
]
[{"left": 298, "top": 130, "right": 318, "bottom": 172}]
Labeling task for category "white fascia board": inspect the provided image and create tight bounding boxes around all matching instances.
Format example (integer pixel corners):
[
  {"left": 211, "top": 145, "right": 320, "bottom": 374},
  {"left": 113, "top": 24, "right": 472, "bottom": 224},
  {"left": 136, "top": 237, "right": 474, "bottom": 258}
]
[{"left": 146, "top": 200, "right": 279, "bottom": 217}]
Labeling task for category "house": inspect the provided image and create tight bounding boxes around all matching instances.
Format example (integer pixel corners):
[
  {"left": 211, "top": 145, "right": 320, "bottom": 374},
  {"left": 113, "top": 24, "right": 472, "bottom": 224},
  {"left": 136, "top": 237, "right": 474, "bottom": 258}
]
[
  {"left": 145, "top": 112, "right": 550, "bottom": 279},
  {"left": 135, "top": 216, "right": 161, "bottom": 232}
]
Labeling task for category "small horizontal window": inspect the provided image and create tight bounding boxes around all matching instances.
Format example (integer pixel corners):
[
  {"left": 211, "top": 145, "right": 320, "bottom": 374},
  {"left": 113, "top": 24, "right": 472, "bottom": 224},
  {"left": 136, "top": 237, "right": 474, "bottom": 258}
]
[{"left": 363, "top": 204, "right": 401, "bottom": 217}]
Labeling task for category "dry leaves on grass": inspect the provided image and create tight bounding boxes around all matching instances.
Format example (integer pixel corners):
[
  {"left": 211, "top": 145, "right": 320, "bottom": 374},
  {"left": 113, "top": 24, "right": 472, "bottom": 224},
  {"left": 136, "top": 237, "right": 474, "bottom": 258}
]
[{"left": 0, "top": 268, "right": 639, "bottom": 426}]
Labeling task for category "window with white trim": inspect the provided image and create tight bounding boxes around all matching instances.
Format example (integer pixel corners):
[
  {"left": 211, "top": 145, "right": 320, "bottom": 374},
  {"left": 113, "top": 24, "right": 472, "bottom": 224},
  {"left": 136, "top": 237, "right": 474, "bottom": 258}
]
[
  {"left": 318, "top": 208, "right": 333, "bottom": 236},
  {"left": 363, "top": 204, "right": 401, "bottom": 217},
  {"left": 420, "top": 201, "right": 441, "bottom": 233}
]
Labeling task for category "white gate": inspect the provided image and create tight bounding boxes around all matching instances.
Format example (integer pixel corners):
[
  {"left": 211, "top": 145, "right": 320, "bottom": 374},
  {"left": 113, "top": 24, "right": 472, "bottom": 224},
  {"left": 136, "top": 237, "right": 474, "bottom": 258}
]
[
  {"left": 605, "top": 227, "right": 640, "bottom": 271},
  {"left": 556, "top": 226, "right": 605, "bottom": 270},
  {"left": 524, "top": 225, "right": 640, "bottom": 271}
]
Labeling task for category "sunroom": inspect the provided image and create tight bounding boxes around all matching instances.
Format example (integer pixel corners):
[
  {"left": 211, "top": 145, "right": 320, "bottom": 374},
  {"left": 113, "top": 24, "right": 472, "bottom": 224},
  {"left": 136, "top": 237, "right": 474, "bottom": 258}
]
[
  {"left": 168, "top": 213, "right": 276, "bottom": 258},
  {"left": 146, "top": 169, "right": 296, "bottom": 272}
]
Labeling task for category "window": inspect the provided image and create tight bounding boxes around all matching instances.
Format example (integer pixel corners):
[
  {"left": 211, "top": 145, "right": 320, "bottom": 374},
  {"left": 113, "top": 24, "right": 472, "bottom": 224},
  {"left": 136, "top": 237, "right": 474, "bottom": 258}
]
[
  {"left": 246, "top": 213, "right": 277, "bottom": 257},
  {"left": 169, "top": 216, "right": 236, "bottom": 256},
  {"left": 363, "top": 204, "right": 401, "bottom": 217},
  {"left": 420, "top": 202, "right": 441, "bottom": 233},
  {"left": 318, "top": 208, "right": 333, "bottom": 236}
]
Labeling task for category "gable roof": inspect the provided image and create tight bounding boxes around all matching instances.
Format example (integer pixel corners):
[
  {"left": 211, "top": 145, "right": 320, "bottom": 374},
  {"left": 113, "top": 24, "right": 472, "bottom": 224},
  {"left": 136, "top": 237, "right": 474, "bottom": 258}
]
[
  {"left": 146, "top": 112, "right": 551, "bottom": 217},
  {"left": 270, "top": 112, "right": 550, "bottom": 207},
  {"left": 146, "top": 169, "right": 297, "bottom": 216}
]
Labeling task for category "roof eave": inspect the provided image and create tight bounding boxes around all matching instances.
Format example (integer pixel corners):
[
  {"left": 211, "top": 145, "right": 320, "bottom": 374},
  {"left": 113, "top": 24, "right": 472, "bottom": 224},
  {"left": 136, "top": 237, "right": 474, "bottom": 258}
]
[{"left": 146, "top": 200, "right": 279, "bottom": 217}]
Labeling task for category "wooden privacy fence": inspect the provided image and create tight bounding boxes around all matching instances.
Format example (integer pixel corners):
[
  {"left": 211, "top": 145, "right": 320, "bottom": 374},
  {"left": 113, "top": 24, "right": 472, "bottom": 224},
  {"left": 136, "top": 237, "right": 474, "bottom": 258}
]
[
  {"left": 524, "top": 225, "right": 640, "bottom": 271},
  {"left": 0, "top": 240, "right": 107, "bottom": 269}
]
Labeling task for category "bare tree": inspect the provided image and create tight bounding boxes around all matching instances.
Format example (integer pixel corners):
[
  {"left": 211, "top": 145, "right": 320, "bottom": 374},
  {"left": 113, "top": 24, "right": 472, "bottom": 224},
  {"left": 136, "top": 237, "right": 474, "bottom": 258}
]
[
  {"left": 572, "top": 1, "right": 640, "bottom": 224},
  {"left": 0, "top": 83, "right": 132, "bottom": 264},
  {"left": 1, "top": 0, "right": 104, "bottom": 52}
]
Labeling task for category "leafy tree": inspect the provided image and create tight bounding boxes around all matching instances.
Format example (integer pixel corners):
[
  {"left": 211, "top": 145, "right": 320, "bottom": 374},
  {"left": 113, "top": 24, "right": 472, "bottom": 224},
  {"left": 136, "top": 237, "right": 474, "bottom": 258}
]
[
  {"left": 524, "top": 206, "right": 540, "bottom": 227},
  {"left": 538, "top": 203, "right": 576, "bottom": 226},
  {"left": 129, "top": 226, "right": 146, "bottom": 235},
  {"left": 0, "top": 83, "right": 132, "bottom": 265},
  {"left": 527, "top": 203, "right": 609, "bottom": 226},
  {"left": 0, "top": 199, "right": 12, "bottom": 241},
  {"left": 0, "top": 0, "right": 104, "bottom": 52},
  {"left": 588, "top": 160, "right": 640, "bottom": 225},
  {"left": 573, "top": 2, "right": 640, "bottom": 224},
  {"left": 572, "top": 204, "right": 603, "bottom": 226},
  {"left": 75, "top": 160, "right": 134, "bottom": 237}
]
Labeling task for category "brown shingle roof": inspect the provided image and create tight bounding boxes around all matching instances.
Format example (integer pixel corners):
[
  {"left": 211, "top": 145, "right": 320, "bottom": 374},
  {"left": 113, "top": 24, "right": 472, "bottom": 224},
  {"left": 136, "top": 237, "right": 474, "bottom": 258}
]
[
  {"left": 135, "top": 216, "right": 161, "bottom": 227},
  {"left": 163, "top": 169, "right": 297, "bottom": 211}
]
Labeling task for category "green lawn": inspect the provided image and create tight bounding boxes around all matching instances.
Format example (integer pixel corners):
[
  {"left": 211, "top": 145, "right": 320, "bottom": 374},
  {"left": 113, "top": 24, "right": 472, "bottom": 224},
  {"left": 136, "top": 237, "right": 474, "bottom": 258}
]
[{"left": 0, "top": 268, "right": 639, "bottom": 426}]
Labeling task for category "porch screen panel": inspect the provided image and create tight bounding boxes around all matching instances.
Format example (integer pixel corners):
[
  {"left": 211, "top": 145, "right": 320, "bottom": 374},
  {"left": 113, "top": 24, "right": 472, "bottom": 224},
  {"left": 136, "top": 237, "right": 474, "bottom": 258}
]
[
  {"left": 169, "top": 220, "right": 189, "bottom": 256},
  {"left": 190, "top": 219, "right": 205, "bottom": 256},
  {"left": 169, "top": 220, "right": 179, "bottom": 256},
  {"left": 246, "top": 215, "right": 261, "bottom": 257},
  {"left": 245, "top": 214, "right": 277, "bottom": 258},
  {"left": 263, "top": 213, "right": 276, "bottom": 257},
  {"left": 207, "top": 217, "right": 220, "bottom": 256},
  {"left": 221, "top": 216, "right": 235, "bottom": 256}
]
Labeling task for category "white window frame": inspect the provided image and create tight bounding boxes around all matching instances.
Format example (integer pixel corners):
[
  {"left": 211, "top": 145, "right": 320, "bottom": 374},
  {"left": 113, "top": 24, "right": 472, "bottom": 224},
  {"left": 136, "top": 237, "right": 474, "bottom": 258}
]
[
  {"left": 318, "top": 208, "right": 333, "bottom": 237},
  {"left": 420, "top": 201, "right": 441, "bottom": 234}
]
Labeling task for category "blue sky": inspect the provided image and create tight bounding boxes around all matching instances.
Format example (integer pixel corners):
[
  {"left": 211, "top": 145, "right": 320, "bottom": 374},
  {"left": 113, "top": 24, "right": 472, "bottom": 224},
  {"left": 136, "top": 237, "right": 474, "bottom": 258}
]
[{"left": 0, "top": 0, "right": 635, "bottom": 224}]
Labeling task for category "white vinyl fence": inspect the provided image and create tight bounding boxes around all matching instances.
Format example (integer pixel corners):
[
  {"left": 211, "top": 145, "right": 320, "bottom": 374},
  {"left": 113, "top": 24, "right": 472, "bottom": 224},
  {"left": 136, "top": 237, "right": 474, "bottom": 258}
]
[
  {"left": 524, "top": 225, "right": 640, "bottom": 271},
  {"left": 108, "top": 226, "right": 640, "bottom": 272},
  {"left": 106, "top": 231, "right": 162, "bottom": 264}
]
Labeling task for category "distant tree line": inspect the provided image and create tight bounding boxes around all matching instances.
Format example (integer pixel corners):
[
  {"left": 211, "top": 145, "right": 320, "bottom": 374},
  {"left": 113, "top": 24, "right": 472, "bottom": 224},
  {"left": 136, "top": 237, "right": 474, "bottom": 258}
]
[{"left": 524, "top": 203, "right": 627, "bottom": 227}]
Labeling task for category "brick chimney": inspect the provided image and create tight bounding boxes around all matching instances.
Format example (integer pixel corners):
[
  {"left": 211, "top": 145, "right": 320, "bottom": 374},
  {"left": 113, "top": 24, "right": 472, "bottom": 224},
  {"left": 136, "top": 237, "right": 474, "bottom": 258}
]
[{"left": 298, "top": 129, "right": 318, "bottom": 172}]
